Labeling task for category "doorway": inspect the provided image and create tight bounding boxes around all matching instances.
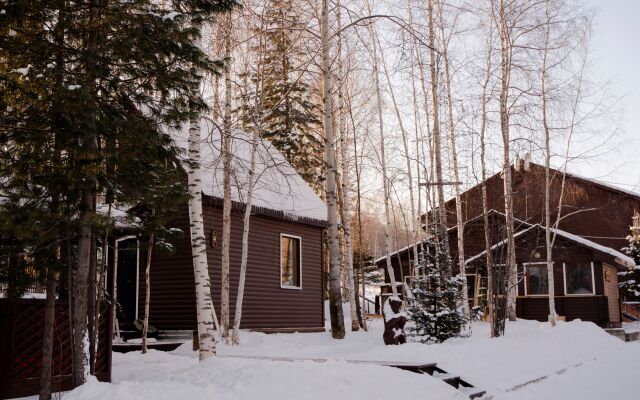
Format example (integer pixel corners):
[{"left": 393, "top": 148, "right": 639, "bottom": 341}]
[{"left": 115, "top": 236, "right": 139, "bottom": 324}]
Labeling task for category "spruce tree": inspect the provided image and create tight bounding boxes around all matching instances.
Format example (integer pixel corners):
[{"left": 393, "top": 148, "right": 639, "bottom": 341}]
[
  {"left": 408, "top": 231, "right": 467, "bottom": 343},
  {"left": 244, "top": 0, "right": 324, "bottom": 191},
  {"left": 620, "top": 219, "right": 640, "bottom": 301}
]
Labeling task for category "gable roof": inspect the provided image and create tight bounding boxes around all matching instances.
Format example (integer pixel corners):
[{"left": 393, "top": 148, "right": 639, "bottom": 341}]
[
  {"left": 170, "top": 118, "right": 327, "bottom": 224},
  {"left": 464, "top": 224, "right": 635, "bottom": 269}
]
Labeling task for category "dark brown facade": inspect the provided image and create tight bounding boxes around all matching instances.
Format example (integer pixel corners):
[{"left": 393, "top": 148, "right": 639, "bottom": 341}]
[
  {"left": 113, "top": 197, "right": 325, "bottom": 333},
  {"left": 465, "top": 224, "right": 626, "bottom": 326},
  {"left": 439, "top": 161, "right": 640, "bottom": 250}
]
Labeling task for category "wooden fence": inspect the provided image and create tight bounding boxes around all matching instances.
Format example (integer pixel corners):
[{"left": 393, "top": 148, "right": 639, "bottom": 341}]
[{"left": 0, "top": 299, "right": 112, "bottom": 399}]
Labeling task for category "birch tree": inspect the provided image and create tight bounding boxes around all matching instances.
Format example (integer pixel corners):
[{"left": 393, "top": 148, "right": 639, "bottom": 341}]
[
  {"left": 435, "top": 0, "right": 470, "bottom": 319},
  {"left": 321, "top": 0, "right": 346, "bottom": 338},
  {"left": 188, "top": 66, "right": 217, "bottom": 359},
  {"left": 220, "top": 11, "right": 233, "bottom": 340}
]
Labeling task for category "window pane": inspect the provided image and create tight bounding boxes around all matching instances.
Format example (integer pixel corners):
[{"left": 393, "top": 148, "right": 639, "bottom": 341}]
[
  {"left": 526, "top": 264, "right": 548, "bottom": 295},
  {"left": 566, "top": 264, "right": 593, "bottom": 294},
  {"left": 281, "top": 236, "right": 300, "bottom": 287}
]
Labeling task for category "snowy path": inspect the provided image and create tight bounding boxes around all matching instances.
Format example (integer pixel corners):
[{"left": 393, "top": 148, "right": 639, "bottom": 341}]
[{"left": 17, "top": 317, "right": 640, "bottom": 400}]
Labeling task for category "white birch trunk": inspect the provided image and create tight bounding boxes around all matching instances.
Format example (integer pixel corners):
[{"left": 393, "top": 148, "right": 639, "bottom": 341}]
[
  {"left": 220, "top": 12, "right": 233, "bottom": 339},
  {"left": 231, "top": 127, "right": 258, "bottom": 345},
  {"left": 187, "top": 113, "right": 217, "bottom": 361},
  {"left": 375, "top": 32, "right": 419, "bottom": 282},
  {"left": 497, "top": 0, "right": 518, "bottom": 321},
  {"left": 541, "top": 0, "right": 557, "bottom": 327},
  {"left": 321, "top": 0, "right": 345, "bottom": 339},
  {"left": 436, "top": 2, "right": 470, "bottom": 320},
  {"left": 367, "top": 21, "right": 398, "bottom": 298},
  {"left": 336, "top": 0, "right": 359, "bottom": 331},
  {"left": 427, "top": 0, "right": 450, "bottom": 267}
]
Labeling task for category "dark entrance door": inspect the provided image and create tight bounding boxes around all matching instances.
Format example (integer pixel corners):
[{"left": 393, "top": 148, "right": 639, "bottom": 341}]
[{"left": 116, "top": 237, "right": 138, "bottom": 324}]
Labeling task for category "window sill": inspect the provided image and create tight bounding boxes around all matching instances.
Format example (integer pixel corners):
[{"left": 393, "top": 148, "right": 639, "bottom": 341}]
[{"left": 280, "top": 285, "right": 303, "bottom": 290}]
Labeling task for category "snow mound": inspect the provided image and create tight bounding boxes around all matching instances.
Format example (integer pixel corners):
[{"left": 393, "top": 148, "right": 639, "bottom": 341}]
[
  {"left": 66, "top": 351, "right": 465, "bottom": 400},
  {"left": 169, "top": 118, "right": 327, "bottom": 222}
]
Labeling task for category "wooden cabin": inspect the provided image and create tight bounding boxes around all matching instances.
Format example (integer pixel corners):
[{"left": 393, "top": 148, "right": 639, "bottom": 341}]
[
  {"left": 111, "top": 121, "right": 327, "bottom": 337},
  {"left": 376, "top": 161, "right": 640, "bottom": 327},
  {"left": 465, "top": 224, "right": 633, "bottom": 327}
]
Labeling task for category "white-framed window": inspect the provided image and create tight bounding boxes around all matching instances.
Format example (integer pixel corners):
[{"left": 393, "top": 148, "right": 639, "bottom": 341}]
[
  {"left": 523, "top": 262, "right": 550, "bottom": 296},
  {"left": 563, "top": 262, "right": 595, "bottom": 295},
  {"left": 280, "top": 234, "right": 302, "bottom": 289}
]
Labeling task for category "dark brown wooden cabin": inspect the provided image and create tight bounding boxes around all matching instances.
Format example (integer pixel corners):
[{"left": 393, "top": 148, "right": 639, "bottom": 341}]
[
  {"left": 437, "top": 160, "right": 640, "bottom": 250},
  {"left": 375, "top": 210, "right": 531, "bottom": 299},
  {"left": 465, "top": 224, "right": 633, "bottom": 327},
  {"left": 112, "top": 124, "right": 327, "bottom": 335},
  {"left": 110, "top": 198, "right": 326, "bottom": 334}
]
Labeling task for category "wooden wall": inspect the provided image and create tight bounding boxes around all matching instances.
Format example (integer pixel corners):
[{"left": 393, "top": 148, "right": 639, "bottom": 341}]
[
  {"left": 444, "top": 163, "right": 640, "bottom": 251},
  {"left": 139, "top": 201, "right": 324, "bottom": 331},
  {"left": 0, "top": 300, "right": 112, "bottom": 399}
]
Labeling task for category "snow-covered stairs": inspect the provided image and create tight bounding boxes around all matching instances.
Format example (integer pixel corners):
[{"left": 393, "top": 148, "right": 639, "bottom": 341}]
[{"left": 385, "top": 362, "right": 487, "bottom": 399}]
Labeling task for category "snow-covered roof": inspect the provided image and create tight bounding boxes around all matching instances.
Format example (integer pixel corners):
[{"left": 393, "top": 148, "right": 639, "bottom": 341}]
[
  {"left": 465, "top": 224, "right": 635, "bottom": 269},
  {"left": 170, "top": 118, "right": 327, "bottom": 223}
]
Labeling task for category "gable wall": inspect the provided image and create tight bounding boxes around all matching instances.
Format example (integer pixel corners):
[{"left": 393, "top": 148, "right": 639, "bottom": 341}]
[{"left": 141, "top": 201, "right": 324, "bottom": 331}]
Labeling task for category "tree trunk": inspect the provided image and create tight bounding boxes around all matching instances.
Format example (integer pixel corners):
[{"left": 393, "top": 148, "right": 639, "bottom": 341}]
[
  {"left": 435, "top": 1, "right": 470, "bottom": 320},
  {"left": 39, "top": 259, "right": 57, "bottom": 400},
  {"left": 141, "top": 232, "right": 154, "bottom": 353},
  {"left": 367, "top": 19, "right": 399, "bottom": 299},
  {"left": 231, "top": 126, "right": 258, "bottom": 345},
  {"left": 74, "top": 0, "right": 101, "bottom": 384},
  {"left": 187, "top": 61, "right": 217, "bottom": 359},
  {"left": 479, "top": 28, "right": 497, "bottom": 337},
  {"left": 541, "top": 0, "right": 557, "bottom": 327},
  {"left": 375, "top": 31, "right": 419, "bottom": 284},
  {"left": 497, "top": 0, "right": 517, "bottom": 322},
  {"left": 220, "top": 12, "right": 233, "bottom": 340},
  {"left": 321, "top": 0, "right": 345, "bottom": 339},
  {"left": 427, "top": 0, "right": 450, "bottom": 269},
  {"left": 336, "top": 1, "right": 359, "bottom": 331}
]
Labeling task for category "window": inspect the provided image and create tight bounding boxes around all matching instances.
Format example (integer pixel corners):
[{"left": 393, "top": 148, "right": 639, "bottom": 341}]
[
  {"left": 525, "top": 263, "right": 549, "bottom": 296},
  {"left": 563, "top": 263, "right": 595, "bottom": 295},
  {"left": 280, "top": 234, "right": 301, "bottom": 288}
]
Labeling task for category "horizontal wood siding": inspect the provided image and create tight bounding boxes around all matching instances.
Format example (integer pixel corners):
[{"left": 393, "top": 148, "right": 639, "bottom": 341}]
[
  {"left": 516, "top": 296, "right": 609, "bottom": 326},
  {"left": 444, "top": 163, "right": 640, "bottom": 251},
  {"left": 144, "top": 201, "right": 324, "bottom": 331}
]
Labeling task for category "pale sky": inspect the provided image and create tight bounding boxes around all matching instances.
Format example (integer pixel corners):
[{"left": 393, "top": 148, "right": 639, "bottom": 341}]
[{"left": 581, "top": 0, "right": 640, "bottom": 191}]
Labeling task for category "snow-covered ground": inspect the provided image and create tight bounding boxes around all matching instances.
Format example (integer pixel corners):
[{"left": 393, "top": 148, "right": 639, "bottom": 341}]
[{"left": 18, "top": 312, "right": 640, "bottom": 400}]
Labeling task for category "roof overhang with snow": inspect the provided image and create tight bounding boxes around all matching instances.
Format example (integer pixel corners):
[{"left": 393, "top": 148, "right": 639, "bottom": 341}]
[{"left": 169, "top": 118, "right": 327, "bottom": 225}]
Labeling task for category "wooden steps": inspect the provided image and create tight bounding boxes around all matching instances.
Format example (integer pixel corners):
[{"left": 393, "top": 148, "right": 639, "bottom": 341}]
[{"left": 384, "top": 363, "right": 487, "bottom": 399}]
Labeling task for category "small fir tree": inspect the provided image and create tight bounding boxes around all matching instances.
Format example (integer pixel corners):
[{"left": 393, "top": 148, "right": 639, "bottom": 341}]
[
  {"left": 408, "top": 234, "right": 467, "bottom": 343},
  {"left": 620, "top": 217, "right": 640, "bottom": 300}
]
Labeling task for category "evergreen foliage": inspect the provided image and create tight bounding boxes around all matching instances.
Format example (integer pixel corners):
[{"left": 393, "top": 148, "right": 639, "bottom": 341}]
[
  {"left": 408, "top": 232, "right": 467, "bottom": 343},
  {"left": 242, "top": 0, "right": 324, "bottom": 191},
  {"left": 0, "top": 1, "right": 236, "bottom": 295},
  {"left": 620, "top": 221, "right": 640, "bottom": 300}
]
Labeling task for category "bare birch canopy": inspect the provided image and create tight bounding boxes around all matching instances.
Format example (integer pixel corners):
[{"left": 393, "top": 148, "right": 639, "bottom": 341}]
[{"left": 170, "top": 118, "right": 327, "bottom": 222}]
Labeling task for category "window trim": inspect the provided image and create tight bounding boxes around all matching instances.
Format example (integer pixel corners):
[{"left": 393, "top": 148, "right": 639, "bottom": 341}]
[
  {"left": 280, "top": 233, "right": 302, "bottom": 290},
  {"left": 563, "top": 261, "right": 596, "bottom": 296},
  {"left": 115, "top": 235, "right": 140, "bottom": 320},
  {"left": 523, "top": 262, "right": 552, "bottom": 297}
]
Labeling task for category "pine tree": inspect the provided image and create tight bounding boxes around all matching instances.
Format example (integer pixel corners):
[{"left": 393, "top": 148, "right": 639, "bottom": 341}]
[
  {"left": 620, "top": 218, "right": 640, "bottom": 301},
  {"left": 408, "top": 232, "right": 467, "bottom": 343},
  {"left": 1, "top": 0, "right": 237, "bottom": 390},
  {"left": 244, "top": 0, "right": 323, "bottom": 191}
]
